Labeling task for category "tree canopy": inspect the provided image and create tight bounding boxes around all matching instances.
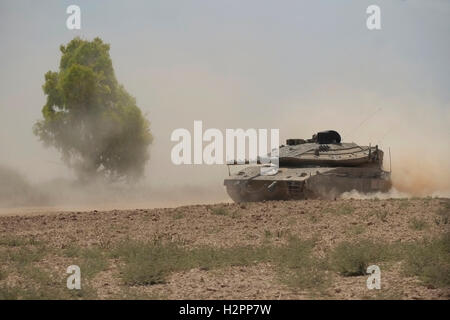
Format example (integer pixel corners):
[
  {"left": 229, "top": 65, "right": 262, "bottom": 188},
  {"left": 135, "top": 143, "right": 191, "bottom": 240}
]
[{"left": 34, "top": 37, "right": 152, "bottom": 182}]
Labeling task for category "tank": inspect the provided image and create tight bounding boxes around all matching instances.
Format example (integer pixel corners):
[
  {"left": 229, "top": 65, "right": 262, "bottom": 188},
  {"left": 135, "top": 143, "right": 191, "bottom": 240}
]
[{"left": 224, "top": 130, "right": 392, "bottom": 202}]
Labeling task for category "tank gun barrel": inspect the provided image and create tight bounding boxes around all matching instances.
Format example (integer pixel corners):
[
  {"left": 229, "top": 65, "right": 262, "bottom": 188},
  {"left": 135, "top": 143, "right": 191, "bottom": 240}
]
[{"left": 227, "top": 160, "right": 262, "bottom": 165}]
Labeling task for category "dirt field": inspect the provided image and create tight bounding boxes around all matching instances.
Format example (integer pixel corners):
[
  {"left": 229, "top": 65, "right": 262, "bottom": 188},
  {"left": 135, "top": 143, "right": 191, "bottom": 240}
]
[{"left": 0, "top": 197, "right": 449, "bottom": 300}]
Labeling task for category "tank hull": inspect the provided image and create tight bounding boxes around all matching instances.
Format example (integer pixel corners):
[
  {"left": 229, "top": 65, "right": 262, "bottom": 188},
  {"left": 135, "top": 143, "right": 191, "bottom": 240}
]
[{"left": 224, "top": 166, "right": 391, "bottom": 202}]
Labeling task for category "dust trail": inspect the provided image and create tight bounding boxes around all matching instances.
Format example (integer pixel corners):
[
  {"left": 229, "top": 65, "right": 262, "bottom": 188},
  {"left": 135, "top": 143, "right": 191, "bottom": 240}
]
[
  {"left": 391, "top": 156, "right": 450, "bottom": 198},
  {"left": 276, "top": 82, "right": 450, "bottom": 199},
  {"left": 0, "top": 165, "right": 48, "bottom": 207},
  {"left": 0, "top": 167, "right": 230, "bottom": 214},
  {"left": 340, "top": 188, "right": 411, "bottom": 200}
]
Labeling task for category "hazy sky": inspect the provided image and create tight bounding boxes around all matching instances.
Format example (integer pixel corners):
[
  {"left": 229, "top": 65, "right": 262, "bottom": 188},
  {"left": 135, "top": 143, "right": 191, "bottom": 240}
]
[{"left": 0, "top": 0, "right": 449, "bottom": 194}]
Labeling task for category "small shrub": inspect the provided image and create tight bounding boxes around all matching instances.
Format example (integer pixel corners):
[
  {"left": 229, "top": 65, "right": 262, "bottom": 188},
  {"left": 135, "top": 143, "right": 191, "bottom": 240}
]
[
  {"left": 348, "top": 225, "right": 365, "bottom": 236},
  {"left": 230, "top": 210, "right": 242, "bottom": 219},
  {"left": 423, "top": 196, "right": 432, "bottom": 205},
  {"left": 434, "top": 215, "right": 449, "bottom": 226},
  {"left": 0, "top": 235, "right": 41, "bottom": 247},
  {"left": 330, "top": 240, "right": 388, "bottom": 276},
  {"left": 409, "top": 217, "right": 428, "bottom": 231},
  {"left": 7, "top": 246, "right": 46, "bottom": 266},
  {"left": 337, "top": 204, "right": 355, "bottom": 215},
  {"left": 211, "top": 207, "right": 228, "bottom": 216},
  {"left": 79, "top": 247, "right": 108, "bottom": 278},
  {"left": 403, "top": 234, "right": 450, "bottom": 288},
  {"left": 0, "top": 268, "right": 7, "bottom": 281},
  {"left": 113, "top": 240, "right": 190, "bottom": 285},
  {"left": 63, "top": 245, "right": 108, "bottom": 278},
  {"left": 173, "top": 212, "right": 185, "bottom": 220},
  {"left": 276, "top": 229, "right": 290, "bottom": 239},
  {"left": 435, "top": 202, "right": 450, "bottom": 225},
  {"left": 23, "top": 266, "right": 54, "bottom": 286},
  {"left": 398, "top": 199, "right": 410, "bottom": 209},
  {"left": 275, "top": 237, "right": 329, "bottom": 290},
  {"left": 63, "top": 244, "right": 82, "bottom": 258},
  {"left": 0, "top": 286, "right": 19, "bottom": 300},
  {"left": 375, "top": 210, "right": 388, "bottom": 222}
]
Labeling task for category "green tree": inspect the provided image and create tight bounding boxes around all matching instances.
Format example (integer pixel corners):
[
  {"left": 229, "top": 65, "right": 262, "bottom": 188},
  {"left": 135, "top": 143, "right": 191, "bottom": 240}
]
[{"left": 34, "top": 37, "right": 152, "bottom": 182}]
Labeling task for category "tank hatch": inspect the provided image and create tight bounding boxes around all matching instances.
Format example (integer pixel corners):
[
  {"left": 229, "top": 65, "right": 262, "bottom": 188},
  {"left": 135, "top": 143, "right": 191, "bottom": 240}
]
[{"left": 315, "top": 130, "right": 341, "bottom": 144}]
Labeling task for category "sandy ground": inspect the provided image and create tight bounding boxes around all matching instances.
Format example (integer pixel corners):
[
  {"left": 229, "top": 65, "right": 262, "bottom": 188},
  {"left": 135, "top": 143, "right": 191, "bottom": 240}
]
[{"left": 0, "top": 198, "right": 449, "bottom": 300}]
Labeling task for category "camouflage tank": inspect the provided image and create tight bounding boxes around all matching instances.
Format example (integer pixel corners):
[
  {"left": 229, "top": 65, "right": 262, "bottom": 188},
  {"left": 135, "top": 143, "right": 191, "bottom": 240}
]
[{"left": 224, "top": 130, "right": 391, "bottom": 202}]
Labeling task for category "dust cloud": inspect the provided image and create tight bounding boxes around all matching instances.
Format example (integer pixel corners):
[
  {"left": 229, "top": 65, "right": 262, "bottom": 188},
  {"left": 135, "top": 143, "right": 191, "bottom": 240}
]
[
  {"left": 1, "top": 2, "right": 449, "bottom": 212},
  {"left": 1, "top": 82, "right": 449, "bottom": 211},
  {"left": 340, "top": 188, "right": 411, "bottom": 200},
  {"left": 0, "top": 167, "right": 229, "bottom": 214},
  {"left": 0, "top": 165, "right": 48, "bottom": 207},
  {"left": 276, "top": 89, "right": 450, "bottom": 199}
]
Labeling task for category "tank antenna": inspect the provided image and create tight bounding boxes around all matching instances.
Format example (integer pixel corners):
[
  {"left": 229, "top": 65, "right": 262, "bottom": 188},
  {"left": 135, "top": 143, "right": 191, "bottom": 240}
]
[
  {"left": 389, "top": 147, "right": 392, "bottom": 173},
  {"left": 377, "top": 126, "right": 394, "bottom": 145},
  {"left": 348, "top": 107, "right": 382, "bottom": 140}
]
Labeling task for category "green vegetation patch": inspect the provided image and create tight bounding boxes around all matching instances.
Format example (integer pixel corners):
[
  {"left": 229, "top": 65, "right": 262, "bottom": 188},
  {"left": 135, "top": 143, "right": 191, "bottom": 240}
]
[
  {"left": 2, "top": 246, "right": 47, "bottom": 267},
  {"left": 435, "top": 200, "right": 450, "bottom": 225},
  {"left": 0, "top": 235, "right": 42, "bottom": 247},
  {"left": 111, "top": 237, "right": 327, "bottom": 290},
  {"left": 324, "top": 204, "right": 355, "bottom": 216},
  {"left": 210, "top": 207, "right": 228, "bottom": 216},
  {"left": 63, "top": 245, "right": 108, "bottom": 278},
  {"left": 111, "top": 240, "right": 272, "bottom": 286},
  {"left": 403, "top": 234, "right": 450, "bottom": 288},
  {"left": 275, "top": 237, "right": 329, "bottom": 290},
  {"left": 409, "top": 217, "right": 428, "bottom": 231},
  {"left": 329, "top": 240, "right": 391, "bottom": 276}
]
